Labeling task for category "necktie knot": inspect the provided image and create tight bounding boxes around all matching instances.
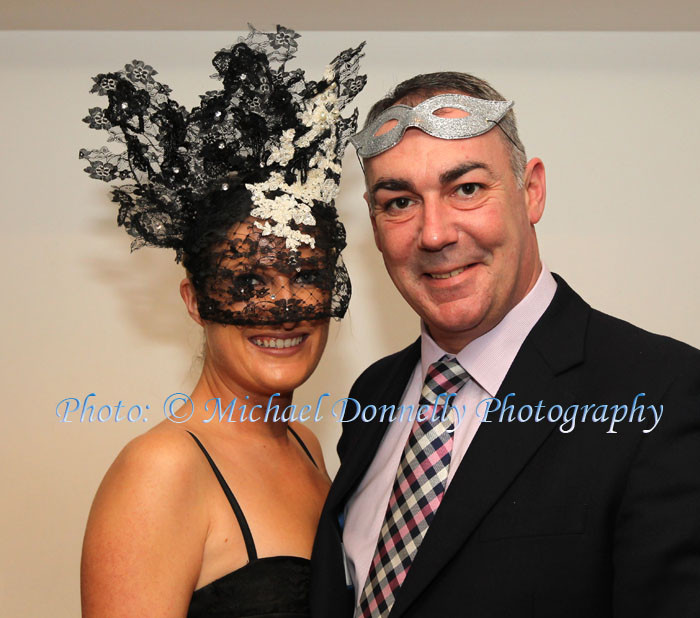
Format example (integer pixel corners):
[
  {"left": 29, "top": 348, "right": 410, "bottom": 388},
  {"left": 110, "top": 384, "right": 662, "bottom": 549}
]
[{"left": 421, "top": 355, "right": 470, "bottom": 407}]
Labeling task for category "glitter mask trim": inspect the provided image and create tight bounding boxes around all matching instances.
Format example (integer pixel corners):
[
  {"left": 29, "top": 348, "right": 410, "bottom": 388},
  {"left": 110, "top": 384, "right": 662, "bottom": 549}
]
[{"left": 350, "top": 94, "right": 513, "bottom": 158}]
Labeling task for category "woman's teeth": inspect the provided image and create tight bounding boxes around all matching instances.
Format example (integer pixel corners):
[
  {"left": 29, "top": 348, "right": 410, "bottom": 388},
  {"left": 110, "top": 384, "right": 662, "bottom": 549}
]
[
  {"left": 430, "top": 266, "right": 466, "bottom": 280},
  {"left": 251, "top": 336, "right": 304, "bottom": 349}
]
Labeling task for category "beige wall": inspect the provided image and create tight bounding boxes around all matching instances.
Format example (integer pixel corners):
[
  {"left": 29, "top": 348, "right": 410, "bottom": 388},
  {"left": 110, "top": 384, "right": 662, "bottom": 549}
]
[{"left": 1, "top": 30, "right": 699, "bottom": 616}]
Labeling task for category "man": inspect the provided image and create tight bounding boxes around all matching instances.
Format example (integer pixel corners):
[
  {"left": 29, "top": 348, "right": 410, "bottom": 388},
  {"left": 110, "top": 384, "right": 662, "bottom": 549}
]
[{"left": 311, "top": 72, "right": 700, "bottom": 617}]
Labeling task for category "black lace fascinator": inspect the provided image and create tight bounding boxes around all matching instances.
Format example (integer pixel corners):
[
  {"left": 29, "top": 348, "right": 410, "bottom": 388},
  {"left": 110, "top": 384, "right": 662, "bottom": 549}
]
[{"left": 80, "top": 25, "right": 366, "bottom": 325}]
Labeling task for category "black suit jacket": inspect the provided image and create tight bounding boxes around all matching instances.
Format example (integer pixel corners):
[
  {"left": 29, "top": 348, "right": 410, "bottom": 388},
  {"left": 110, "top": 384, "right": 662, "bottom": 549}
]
[{"left": 311, "top": 276, "right": 700, "bottom": 617}]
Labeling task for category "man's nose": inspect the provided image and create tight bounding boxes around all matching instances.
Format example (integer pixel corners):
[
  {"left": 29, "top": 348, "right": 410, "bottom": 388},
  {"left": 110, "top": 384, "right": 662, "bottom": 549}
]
[{"left": 417, "top": 198, "right": 458, "bottom": 251}]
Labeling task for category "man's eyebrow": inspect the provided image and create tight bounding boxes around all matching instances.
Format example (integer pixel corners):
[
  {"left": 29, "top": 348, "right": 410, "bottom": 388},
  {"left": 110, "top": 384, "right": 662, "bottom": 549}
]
[
  {"left": 370, "top": 178, "right": 415, "bottom": 196},
  {"left": 369, "top": 162, "right": 492, "bottom": 198},
  {"left": 439, "top": 162, "right": 491, "bottom": 185}
]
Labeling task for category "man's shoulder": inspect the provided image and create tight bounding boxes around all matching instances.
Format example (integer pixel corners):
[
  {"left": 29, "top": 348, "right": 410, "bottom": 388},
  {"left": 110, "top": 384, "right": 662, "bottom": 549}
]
[
  {"left": 350, "top": 338, "right": 420, "bottom": 396},
  {"left": 548, "top": 274, "right": 699, "bottom": 372},
  {"left": 543, "top": 289, "right": 700, "bottom": 414},
  {"left": 355, "top": 339, "right": 419, "bottom": 377},
  {"left": 586, "top": 306, "right": 700, "bottom": 368},
  {"left": 340, "top": 340, "right": 420, "bottom": 458}
]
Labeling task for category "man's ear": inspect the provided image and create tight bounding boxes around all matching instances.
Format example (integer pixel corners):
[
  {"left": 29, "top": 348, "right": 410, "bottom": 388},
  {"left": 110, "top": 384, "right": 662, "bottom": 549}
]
[
  {"left": 180, "top": 278, "right": 204, "bottom": 326},
  {"left": 365, "top": 191, "right": 383, "bottom": 252},
  {"left": 523, "top": 158, "right": 546, "bottom": 225}
]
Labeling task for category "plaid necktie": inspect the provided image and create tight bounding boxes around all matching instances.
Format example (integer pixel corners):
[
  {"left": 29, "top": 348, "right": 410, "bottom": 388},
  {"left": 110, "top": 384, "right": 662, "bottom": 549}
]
[{"left": 357, "top": 355, "right": 470, "bottom": 618}]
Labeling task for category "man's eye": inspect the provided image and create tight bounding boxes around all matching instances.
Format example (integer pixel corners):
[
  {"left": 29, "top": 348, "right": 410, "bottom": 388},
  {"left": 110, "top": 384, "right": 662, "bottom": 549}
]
[
  {"left": 385, "top": 196, "right": 415, "bottom": 211},
  {"left": 455, "top": 183, "right": 480, "bottom": 197}
]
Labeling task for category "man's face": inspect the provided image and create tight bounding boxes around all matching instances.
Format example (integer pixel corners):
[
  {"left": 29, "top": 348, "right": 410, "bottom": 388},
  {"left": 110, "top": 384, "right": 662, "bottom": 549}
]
[{"left": 364, "top": 110, "right": 546, "bottom": 352}]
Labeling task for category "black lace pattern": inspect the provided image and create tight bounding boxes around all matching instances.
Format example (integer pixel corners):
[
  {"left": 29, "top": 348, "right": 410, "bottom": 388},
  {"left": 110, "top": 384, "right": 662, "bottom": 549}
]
[{"left": 80, "top": 25, "right": 365, "bottom": 326}]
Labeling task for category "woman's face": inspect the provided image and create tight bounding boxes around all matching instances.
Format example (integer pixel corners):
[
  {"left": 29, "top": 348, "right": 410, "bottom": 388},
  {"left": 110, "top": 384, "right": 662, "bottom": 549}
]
[
  {"left": 204, "top": 315, "right": 329, "bottom": 398},
  {"left": 192, "top": 220, "right": 333, "bottom": 397}
]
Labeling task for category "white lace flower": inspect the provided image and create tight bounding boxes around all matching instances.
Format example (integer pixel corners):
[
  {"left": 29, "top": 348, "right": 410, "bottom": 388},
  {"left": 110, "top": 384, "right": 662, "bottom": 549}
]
[
  {"left": 308, "top": 137, "right": 341, "bottom": 174},
  {"left": 266, "top": 129, "right": 296, "bottom": 166},
  {"left": 320, "top": 177, "right": 339, "bottom": 202},
  {"left": 300, "top": 93, "right": 338, "bottom": 129},
  {"left": 253, "top": 220, "right": 315, "bottom": 250},
  {"left": 250, "top": 193, "right": 315, "bottom": 226},
  {"left": 323, "top": 65, "right": 336, "bottom": 83},
  {"left": 247, "top": 182, "right": 318, "bottom": 249},
  {"left": 241, "top": 63, "right": 353, "bottom": 250}
]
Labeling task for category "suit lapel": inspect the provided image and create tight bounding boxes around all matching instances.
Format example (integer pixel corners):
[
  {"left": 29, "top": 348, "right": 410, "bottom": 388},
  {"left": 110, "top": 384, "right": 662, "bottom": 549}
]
[
  {"left": 313, "top": 345, "right": 421, "bottom": 618},
  {"left": 327, "top": 339, "right": 422, "bottom": 519},
  {"left": 390, "top": 276, "right": 590, "bottom": 617}
]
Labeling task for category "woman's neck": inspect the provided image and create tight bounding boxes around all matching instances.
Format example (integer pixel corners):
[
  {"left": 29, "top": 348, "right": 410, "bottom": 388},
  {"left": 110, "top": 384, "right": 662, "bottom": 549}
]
[{"left": 187, "top": 363, "right": 293, "bottom": 441}]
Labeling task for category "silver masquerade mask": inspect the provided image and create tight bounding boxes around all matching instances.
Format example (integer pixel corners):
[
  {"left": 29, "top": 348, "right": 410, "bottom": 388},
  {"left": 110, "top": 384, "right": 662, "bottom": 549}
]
[{"left": 350, "top": 93, "right": 514, "bottom": 158}]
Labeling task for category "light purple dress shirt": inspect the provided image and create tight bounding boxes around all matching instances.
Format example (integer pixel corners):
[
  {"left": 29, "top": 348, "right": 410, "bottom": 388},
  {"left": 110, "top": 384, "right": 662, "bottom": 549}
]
[{"left": 343, "top": 266, "right": 558, "bottom": 603}]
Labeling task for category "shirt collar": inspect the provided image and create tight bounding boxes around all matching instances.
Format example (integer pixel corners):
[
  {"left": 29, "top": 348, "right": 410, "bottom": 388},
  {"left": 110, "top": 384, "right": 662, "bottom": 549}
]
[{"left": 420, "top": 265, "right": 557, "bottom": 397}]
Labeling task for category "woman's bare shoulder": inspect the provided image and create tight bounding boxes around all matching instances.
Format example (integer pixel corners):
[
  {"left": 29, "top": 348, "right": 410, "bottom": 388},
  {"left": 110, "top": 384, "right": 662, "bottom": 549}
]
[
  {"left": 100, "top": 426, "right": 204, "bottom": 496},
  {"left": 289, "top": 421, "right": 330, "bottom": 477},
  {"left": 81, "top": 426, "right": 208, "bottom": 617}
]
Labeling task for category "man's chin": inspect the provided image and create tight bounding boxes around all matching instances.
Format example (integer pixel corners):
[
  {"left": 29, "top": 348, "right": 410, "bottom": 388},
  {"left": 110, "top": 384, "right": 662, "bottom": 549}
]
[{"left": 422, "top": 304, "right": 490, "bottom": 347}]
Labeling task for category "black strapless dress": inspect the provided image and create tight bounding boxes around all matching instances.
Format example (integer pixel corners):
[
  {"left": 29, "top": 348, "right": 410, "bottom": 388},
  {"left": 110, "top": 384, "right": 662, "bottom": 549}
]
[{"left": 186, "top": 429, "right": 317, "bottom": 618}]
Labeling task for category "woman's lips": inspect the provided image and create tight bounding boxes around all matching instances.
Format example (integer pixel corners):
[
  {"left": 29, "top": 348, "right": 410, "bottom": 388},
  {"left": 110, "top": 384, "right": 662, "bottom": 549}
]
[{"left": 249, "top": 334, "right": 307, "bottom": 349}]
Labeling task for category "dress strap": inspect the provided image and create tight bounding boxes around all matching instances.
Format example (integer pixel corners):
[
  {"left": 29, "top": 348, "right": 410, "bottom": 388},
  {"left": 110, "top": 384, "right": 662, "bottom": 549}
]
[
  {"left": 287, "top": 425, "right": 318, "bottom": 468},
  {"left": 186, "top": 431, "right": 258, "bottom": 562}
]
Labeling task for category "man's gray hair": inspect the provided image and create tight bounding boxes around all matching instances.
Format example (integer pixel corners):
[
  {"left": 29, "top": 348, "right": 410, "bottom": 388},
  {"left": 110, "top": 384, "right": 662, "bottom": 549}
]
[{"left": 364, "top": 72, "right": 527, "bottom": 187}]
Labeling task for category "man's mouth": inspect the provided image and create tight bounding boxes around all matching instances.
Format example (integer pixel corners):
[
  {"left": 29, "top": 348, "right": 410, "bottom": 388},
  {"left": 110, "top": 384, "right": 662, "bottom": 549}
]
[
  {"left": 427, "top": 266, "right": 467, "bottom": 280},
  {"left": 250, "top": 335, "right": 306, "bottom": 349}
]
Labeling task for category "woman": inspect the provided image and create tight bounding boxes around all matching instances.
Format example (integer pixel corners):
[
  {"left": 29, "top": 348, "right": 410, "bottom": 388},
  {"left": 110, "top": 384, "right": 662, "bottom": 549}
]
[{"left": 78, "top": 26, "right": 365, "bottom": 617}]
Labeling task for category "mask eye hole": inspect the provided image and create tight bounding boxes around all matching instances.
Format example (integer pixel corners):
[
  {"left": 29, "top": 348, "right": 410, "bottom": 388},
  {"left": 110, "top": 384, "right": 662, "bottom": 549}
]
[
  {"left": 432, "top": 107, "right": 470, "bottom": 118},
  {"left": 374, "top": 119, "right": 399, "bottom": 137}
]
